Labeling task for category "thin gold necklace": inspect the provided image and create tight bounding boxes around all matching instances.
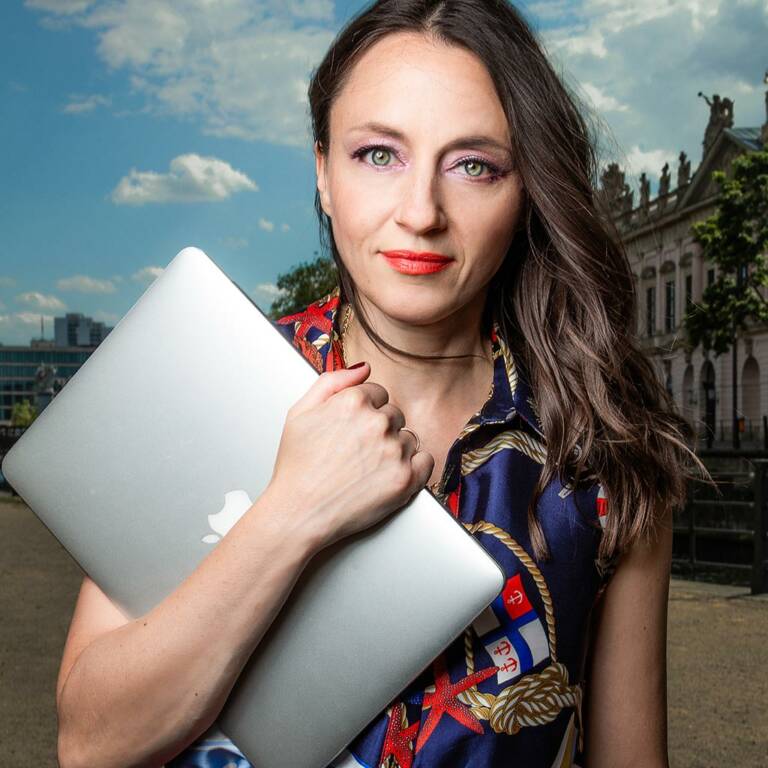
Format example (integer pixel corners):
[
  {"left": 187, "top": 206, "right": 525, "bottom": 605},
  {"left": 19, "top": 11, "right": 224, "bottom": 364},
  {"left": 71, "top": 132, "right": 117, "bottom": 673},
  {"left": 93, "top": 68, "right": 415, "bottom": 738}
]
[{"left": 338, "top": 302, "right": 353, "bottom": 366}]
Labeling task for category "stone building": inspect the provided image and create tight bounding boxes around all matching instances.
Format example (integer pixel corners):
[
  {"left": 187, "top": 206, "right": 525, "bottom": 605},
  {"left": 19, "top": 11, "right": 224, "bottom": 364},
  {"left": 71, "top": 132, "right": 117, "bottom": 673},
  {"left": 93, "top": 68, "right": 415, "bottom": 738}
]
[{"left": 601, "top": 78, "right": 768, "bottom": 447}]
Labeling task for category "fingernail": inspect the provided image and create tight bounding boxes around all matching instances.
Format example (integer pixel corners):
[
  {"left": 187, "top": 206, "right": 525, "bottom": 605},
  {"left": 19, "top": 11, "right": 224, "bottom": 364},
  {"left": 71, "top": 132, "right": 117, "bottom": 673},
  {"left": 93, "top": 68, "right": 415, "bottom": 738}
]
[{"left": 348, "top": 361, "right": 367, "bottom": 369}]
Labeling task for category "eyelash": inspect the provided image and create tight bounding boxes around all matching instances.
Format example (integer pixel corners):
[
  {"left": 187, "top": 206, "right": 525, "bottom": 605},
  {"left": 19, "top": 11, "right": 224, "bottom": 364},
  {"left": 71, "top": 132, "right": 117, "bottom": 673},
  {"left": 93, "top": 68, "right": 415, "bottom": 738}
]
[{"left": 350, "top": 143, "right": 507, "bottom": 183}]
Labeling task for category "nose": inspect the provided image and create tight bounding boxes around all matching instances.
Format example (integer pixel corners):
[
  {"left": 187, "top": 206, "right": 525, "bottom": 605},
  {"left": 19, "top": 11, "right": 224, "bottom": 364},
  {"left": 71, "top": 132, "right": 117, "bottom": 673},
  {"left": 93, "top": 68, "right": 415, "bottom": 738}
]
[{"left": 392, "top": 160, "right": 446, "bottom": 234}]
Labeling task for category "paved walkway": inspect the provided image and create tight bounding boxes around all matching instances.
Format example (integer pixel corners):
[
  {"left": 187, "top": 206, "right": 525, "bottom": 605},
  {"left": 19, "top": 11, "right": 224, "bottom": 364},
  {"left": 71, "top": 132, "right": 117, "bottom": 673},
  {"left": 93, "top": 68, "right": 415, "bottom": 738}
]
[{"left": 1, "top": 494, "right": 766, "bottom": 767}]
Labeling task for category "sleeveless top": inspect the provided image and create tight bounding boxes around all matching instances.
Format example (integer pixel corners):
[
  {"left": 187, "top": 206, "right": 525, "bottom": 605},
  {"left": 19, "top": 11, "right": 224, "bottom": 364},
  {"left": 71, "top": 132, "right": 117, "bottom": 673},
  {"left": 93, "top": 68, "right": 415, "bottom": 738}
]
[{"left": 167, "top": 287, "right": 616, "bottom": 768}]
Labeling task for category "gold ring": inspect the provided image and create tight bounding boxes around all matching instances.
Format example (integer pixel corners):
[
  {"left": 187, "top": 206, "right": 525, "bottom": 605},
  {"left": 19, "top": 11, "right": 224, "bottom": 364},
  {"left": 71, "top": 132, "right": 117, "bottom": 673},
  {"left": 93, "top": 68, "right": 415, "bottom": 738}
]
[{"left": 399, "top": 426, "right": 421, "bottom": 452}]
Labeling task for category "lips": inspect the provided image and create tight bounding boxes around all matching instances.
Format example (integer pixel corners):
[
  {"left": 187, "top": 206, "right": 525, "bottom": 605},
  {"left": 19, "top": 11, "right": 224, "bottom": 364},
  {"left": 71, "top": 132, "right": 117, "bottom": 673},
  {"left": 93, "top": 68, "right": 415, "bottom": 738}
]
[{"left": 380, "top": 250, "right": 453, "bottom": 275}]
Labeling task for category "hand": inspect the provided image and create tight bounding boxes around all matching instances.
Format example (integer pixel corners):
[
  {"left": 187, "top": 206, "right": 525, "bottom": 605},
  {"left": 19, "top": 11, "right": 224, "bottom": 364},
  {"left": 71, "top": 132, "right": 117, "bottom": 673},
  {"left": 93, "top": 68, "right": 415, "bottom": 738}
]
[{"left": 264, "top": 362, "right": 434, "bottom": 549}]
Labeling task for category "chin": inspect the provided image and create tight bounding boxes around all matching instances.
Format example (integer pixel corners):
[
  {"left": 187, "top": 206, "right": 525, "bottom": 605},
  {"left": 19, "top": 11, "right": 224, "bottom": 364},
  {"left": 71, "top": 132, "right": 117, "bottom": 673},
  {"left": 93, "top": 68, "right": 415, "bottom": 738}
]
[{"left": 361, "top": 285, "right": 458, "bottom": 326}]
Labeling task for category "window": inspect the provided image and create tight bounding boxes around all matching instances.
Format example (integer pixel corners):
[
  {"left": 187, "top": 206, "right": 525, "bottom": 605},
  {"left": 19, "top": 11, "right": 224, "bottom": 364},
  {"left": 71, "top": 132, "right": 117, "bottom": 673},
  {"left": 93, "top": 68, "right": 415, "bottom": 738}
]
[
  {"left": 665, "top": 280, "right": 676, "bottom": 332},
  {"left": 685, "top": 274, "right": 693, "bottom": 312},
  {"left": 646, "top": 286, "right": 656, "bottom": 337}
]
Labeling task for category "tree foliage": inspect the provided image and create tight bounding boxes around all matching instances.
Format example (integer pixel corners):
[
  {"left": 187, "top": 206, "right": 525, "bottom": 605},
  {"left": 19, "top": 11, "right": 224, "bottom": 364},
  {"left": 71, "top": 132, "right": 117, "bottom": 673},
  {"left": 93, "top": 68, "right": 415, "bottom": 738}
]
[
  {"left": 268, "top": 254, "right": 339, "bottom": 319},
  {"left": 684, "top": 150, "right": 768, "bottom": 355},
  {"left": 11, "top": 399, "right": 37, "bottom": 427}
]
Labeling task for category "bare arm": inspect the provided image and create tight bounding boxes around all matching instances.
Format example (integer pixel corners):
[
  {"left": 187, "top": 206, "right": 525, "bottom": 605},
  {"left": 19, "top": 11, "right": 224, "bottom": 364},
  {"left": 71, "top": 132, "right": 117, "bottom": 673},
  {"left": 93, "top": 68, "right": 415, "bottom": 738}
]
[
  {"left": 56, "top": 489, "right": 323, "bottom": 768},
  {"left": 56, "top": 364, "right": 434, "bottom": 768},
  {"left": 582, "top": 509, "right": 673, "bottom": 768}
]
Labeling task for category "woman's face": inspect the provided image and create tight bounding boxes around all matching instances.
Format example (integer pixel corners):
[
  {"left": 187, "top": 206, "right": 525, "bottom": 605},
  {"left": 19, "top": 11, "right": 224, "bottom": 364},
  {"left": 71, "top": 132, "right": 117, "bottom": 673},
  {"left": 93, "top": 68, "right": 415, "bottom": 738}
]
[{"left": 315, "top": 31, "right": 524, "bottom": 327}]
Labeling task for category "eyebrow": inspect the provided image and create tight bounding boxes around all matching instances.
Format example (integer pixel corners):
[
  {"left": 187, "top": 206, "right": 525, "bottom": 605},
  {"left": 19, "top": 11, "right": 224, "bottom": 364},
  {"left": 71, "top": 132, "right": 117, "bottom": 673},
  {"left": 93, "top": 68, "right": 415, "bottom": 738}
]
[{"left": 347, "top": 121, "right": 513, "bottom": 157}]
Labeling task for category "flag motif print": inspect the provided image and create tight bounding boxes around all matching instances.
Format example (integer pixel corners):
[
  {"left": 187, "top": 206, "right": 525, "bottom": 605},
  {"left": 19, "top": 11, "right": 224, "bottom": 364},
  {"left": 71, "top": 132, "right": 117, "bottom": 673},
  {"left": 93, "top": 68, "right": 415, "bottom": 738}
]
[
  {"left": 472, "top": 573, "right": 549, "bottom": 684},
  {"left": 596, "top": 484, "right": 607, "bottom": 528}
]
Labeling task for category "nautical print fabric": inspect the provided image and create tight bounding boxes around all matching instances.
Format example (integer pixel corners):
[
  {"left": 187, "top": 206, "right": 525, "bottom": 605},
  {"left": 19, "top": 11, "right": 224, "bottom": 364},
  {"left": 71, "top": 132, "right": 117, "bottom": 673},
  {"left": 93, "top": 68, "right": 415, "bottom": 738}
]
[{"left": 168, "top": 286, "right": 615, "bottom": 768}]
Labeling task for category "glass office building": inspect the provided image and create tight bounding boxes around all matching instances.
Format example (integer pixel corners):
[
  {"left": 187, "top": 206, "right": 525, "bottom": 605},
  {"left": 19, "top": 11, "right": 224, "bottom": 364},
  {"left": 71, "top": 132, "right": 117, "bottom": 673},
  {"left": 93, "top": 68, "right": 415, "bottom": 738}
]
[{"left": 0, "top": 342, "right": 94, "bottom": 424}]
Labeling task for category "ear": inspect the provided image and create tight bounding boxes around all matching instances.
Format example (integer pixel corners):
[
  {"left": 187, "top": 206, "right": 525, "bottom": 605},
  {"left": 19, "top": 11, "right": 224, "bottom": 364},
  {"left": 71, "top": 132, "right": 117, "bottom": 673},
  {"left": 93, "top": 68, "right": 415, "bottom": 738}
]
[{"left": 314, "top": 140, "right": 332, "bottom": 217}]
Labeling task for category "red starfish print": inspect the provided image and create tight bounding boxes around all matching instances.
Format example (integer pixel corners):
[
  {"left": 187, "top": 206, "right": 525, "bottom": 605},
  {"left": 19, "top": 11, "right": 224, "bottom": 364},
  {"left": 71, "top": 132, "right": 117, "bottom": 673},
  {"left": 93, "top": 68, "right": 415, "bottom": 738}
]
[
  {"left": 277, "top": 295, "right": 338, "bottom": 339},
  {"left": 379, "top": 701, "right": 419, "bottom": 768},
  {"left": 415, "top": 653, "right": 498, "bottom": 753}
]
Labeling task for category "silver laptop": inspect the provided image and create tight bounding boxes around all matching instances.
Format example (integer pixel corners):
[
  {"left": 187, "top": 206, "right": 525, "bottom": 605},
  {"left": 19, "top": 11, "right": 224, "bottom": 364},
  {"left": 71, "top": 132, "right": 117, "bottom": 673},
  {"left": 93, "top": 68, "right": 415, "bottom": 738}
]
[{"left": 2, "top": 246, "right": 504, "bottom": 768}]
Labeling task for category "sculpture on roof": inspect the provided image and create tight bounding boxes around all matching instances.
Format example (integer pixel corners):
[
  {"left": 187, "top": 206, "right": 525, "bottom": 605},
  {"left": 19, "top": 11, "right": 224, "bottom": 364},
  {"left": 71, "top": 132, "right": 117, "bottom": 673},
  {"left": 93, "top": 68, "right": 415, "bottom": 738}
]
[
  {"left": 598, "top": 162, "right": 634, "bottom": 215},
  {"left": 639, "top": 172, "right": 651, "bottom": 211},
  {"left": 698, "top": 92, "right": 735, "bottom": 152},
  {"left": 658, "top": 162, "right": 671, "bottom": 197},
  {"left": 677, "top": 151, "right": 691, "bottom": 188}
]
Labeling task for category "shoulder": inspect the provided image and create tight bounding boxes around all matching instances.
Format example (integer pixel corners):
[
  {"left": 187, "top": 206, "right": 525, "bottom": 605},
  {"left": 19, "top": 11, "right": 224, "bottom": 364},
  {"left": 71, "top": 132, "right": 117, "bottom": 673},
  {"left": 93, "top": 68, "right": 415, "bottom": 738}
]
[{"left": 270, "top": 288, "right": 343, "bottom": 372}]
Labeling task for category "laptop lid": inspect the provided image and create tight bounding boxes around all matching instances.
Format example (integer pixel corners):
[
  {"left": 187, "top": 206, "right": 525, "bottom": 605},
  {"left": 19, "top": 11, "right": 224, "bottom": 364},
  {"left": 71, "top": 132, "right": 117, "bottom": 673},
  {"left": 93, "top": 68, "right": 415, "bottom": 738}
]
[{"left": 2, "top": 247, "right": 504, "bottom": 768}]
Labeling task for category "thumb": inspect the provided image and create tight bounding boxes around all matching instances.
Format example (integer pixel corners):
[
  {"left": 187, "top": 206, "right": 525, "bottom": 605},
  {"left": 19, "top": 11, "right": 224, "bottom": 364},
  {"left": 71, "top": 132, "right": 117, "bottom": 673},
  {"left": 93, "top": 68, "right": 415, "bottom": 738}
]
[{"left": 291, "top": 362, "right": 370, "bottom": 415}]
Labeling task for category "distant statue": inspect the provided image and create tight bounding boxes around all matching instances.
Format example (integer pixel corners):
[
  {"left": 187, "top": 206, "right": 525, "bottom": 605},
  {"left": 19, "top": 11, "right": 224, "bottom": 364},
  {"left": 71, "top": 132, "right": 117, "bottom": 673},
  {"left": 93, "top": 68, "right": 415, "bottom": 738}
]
[
  {"left": 639, "top": 172, "right": 651, "bottom": 210},
  {"left": 33, "top": 363, "right": 58, "bottom": 413},
  {"left": 658, "top": 162, "right": 671, "bottom": 197},
  {"left": 599, "top": 162, "right": 634, "bottom": 215},
  {"left": 33, "top": 363, "right": 57, "bottom": 394},
  {"left": 699, "top": 91, "right": 735, "bottom": 152},
  {"left": 677, "top": 151, "right": 691, "bottom": 188}
]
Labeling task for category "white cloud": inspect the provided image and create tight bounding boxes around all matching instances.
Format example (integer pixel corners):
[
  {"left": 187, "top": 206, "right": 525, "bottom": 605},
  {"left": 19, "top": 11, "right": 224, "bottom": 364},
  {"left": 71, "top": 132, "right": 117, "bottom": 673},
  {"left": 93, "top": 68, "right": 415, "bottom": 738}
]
[
  {"left": 57, "top": 274, "right": 117, "bottom": 293},
  {"left": 623, "top": 145, "right": 678, "bottom": 179},
  {"left": 63, "top": 93, "right": 110, "bottom": 113},
  {"left": 580, "top": 82, "right": 629, "bottom": 113},
  {"left": 253, "top": 282, "right": 283, "bottom": 297},
  {"left": 280, "top": 223, "right": 290, "bottom": 232},
  {"left": 251, "top": 281, "right": 285, "bottom": 309},
  {"left": 0, "top": 311, "right": 57, "bottom": 345},
  {"left": 25, "top": 0, "right": 96, "bottom": 14},
  {"left": 16, "top": 291, "right": 66, "bottom": 310},
  {"left": 258, "top": 217, "right": 275, "bottom": 232},
  {"left": 27, "top": 0, "right": 336, "bottom": 146},
  {"left": 0, "top": 276, "right": 17, "bottom": 288},
  {"left": 131, "top": 266, "right": 164, "bottom": 283},
  {"left": 533, "top": 0, "right": 768, "bottom": 187},
  {"left": 15, "top": 311, "right": 56, "bottom": 325},
  {"left": 111, "top": 153, "right": 257, "bottom": 205}
]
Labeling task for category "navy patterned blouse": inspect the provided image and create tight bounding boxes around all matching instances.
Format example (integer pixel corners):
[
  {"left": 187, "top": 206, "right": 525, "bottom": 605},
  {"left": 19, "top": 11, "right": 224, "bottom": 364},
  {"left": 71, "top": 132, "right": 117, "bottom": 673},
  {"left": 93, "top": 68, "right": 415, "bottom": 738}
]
[{"left": 167, "top": 287, "right": 614, "bottom": 768}]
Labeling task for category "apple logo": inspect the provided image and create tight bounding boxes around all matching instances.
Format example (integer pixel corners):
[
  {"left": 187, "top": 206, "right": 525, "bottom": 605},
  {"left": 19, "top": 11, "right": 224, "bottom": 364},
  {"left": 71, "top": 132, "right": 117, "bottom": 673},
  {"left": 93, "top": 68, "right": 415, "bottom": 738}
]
[{"left": 202, "top": 489, "right": 254, "bottom": 544}]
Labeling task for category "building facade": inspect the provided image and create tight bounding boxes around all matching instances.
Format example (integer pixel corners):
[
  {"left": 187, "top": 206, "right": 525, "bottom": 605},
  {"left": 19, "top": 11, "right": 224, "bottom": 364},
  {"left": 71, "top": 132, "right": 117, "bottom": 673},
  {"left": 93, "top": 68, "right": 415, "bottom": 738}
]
[
  {"left": 54, "top": 312, "right": 113, "bottom": 347},
  {"left": 0, "top": 341, "right": 94, "bottom": 425},
  {"left": 601, "top": 84, "right": 768, "bottom": 447}
]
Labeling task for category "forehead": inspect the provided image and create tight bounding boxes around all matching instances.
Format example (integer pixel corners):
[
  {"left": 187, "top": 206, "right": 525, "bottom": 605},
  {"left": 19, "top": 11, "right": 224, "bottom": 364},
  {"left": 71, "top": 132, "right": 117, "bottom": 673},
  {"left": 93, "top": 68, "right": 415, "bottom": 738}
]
[{"left": 330, "top": 31, "right": 510, "bottom": 145}]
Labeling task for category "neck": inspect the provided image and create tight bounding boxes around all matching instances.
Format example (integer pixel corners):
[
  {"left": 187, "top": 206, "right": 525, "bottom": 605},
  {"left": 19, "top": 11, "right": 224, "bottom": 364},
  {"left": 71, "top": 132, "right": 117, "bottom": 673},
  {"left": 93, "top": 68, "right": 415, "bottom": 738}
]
[{"left": 340, "top": 292, "right": 494, "bottom": 410}]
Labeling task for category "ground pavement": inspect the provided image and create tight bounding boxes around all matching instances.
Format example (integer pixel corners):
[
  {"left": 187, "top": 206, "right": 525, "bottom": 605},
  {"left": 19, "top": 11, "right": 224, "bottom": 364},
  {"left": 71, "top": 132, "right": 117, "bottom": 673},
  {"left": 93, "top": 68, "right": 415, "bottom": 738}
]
[{"left": 1, "top": 494, "right": 766, "bottom": 767}]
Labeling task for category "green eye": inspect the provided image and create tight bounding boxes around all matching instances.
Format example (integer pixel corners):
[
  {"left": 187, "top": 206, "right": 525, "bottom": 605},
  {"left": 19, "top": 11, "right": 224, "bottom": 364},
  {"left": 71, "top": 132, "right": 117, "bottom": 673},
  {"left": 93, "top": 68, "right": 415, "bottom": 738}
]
[
  {"left": 464, "top": 160, "right": 485, "bottom": 177},
  {"left": 370, "top": 148, "right": 391, "bottom": 166}
]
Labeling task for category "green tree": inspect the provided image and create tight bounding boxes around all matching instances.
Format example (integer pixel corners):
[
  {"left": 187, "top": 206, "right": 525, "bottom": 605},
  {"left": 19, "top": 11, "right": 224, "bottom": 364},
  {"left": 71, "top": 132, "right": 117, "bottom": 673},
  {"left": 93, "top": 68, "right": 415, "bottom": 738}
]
[
  {"left": 11, "top": 399, "right": 37, "bottom": 427},
  {"left": 268, "top": 253, "right": 339, "bottom": 319},
  {"left": 684, "top": 150, "right": 768, "bottom": 354}
]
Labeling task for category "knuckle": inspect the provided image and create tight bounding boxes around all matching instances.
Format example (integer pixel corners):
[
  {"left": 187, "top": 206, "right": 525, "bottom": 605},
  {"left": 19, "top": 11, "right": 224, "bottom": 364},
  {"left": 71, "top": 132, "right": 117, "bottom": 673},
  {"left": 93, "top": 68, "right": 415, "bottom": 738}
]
[
  {"left": 382, "top": 436, "right": 403, "bottom": 461},
  {"left": 369, "top": 411, "right": 391, "bottom": 437},
  {"left": 392, "top": 465, "right": 414, "bottom": 495},
  {"left": 342, "top": 387, "right": 366, "bottom": 410}
]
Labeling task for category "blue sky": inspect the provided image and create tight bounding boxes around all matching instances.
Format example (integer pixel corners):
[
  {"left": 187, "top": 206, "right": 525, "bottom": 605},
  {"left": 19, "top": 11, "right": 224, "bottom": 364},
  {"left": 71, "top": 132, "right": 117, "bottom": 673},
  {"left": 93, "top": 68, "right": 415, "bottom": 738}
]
[{"left": 1, "top": 0, "right": 766, "bottom": 345}]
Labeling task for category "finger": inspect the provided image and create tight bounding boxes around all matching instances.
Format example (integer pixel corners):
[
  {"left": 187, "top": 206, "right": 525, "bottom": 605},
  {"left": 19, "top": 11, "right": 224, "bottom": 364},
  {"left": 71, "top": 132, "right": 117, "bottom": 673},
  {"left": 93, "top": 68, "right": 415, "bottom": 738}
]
[
  {"left": 397, "top": 426, "right": 419, "bottom": 458},
  {"left": 354, "top": 381, "right": 390, "bottom": 410},
  {"left": 290, "top": 363, "right": 370, "bottom": 415},
  {"left": 409, "top": 450, "right": 435, "bottom": 495},
  {"left": 378, "top": 403, "right": 405, "bottom": 433}
]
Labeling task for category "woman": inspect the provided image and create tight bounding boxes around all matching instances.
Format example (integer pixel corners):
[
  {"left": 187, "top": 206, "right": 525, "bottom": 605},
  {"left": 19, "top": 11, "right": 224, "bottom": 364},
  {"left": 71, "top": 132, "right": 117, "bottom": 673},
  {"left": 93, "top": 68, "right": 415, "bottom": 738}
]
[{"left": 55, "top": 2, "right": 706, "bottom": 767}]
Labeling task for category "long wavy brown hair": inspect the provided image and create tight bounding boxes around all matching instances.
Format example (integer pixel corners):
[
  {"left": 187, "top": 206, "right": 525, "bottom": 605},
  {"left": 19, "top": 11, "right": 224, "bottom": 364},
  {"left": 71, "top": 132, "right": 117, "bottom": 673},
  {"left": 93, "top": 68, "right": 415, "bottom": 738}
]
[{"left": 307, "top": 0, "right": 709, "bottom": 565}]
